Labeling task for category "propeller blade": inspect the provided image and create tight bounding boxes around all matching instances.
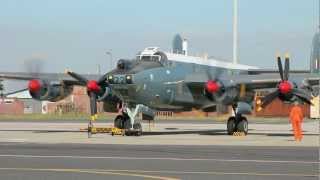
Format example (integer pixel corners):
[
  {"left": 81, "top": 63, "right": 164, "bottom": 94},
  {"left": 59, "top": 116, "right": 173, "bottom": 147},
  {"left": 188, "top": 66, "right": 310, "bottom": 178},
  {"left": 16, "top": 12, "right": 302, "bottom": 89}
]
[
  {"left": 3, "top": 88, "right": 29, "bottom": 97},
  {"left": 261, "top": 90, "right": 279, "bottom": 108},
  {"left": 292, "top": 89, "right": 313, "bottom": 105},
  {"left": 277, "top": 56, "right": 284, "bottom": 81},
  {"left": 66, "top": 71, "right": 88, "bottom": 85},
  {"left": 205, "top": 67, "right": 213, "bottom": 80},
  {"left": 284, "top": 56, "right": 290, "bottom": 81},
  {"left": 89, "top": 92, "right": 97, "bottom": 116},
  {"left": 97, "top": 73, "right": 109, "bottom": 85}
]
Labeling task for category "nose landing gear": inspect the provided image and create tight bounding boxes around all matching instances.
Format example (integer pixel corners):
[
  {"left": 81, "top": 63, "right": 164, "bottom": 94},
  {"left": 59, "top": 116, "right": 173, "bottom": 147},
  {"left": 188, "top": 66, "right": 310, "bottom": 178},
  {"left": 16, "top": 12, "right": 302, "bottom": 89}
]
[
  {"left": 113, "top": 104, "right": 144, "bottom": 136},
  {"left": 227, "top": 105, "right": 249, "bottom": 135}
]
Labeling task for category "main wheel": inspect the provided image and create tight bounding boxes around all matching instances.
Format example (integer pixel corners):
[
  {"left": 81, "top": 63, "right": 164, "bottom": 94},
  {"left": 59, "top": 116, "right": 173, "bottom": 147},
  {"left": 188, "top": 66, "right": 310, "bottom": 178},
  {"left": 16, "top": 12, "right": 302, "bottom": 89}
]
[
  {"left": 227, "top": 117, "right": 236, "bottom": 135},
  {"left": 133, "top": 122, "right": 143, "bottom": 136},
  {"left": 114, "top": 115, "right": 124, "bottom": 129},
  {"left": 237, "top": 117, "right": 248, "bottom": 135}
]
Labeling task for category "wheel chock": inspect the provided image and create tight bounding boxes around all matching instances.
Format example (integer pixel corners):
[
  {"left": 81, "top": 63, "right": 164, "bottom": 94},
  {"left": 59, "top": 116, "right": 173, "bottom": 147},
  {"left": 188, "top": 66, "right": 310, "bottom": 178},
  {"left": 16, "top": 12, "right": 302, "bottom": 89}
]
[
  {"left": 95, "top": 127, "right": 113, "bottom": 133},
  {"left": 80, "top": 127, "right": 113, "bottom": 133},
  {"left": 111, "top": 128, "right": 125, "bottom": 136},
  {"left": 233, "top": 131, "right": 246, "bottom": 136}
]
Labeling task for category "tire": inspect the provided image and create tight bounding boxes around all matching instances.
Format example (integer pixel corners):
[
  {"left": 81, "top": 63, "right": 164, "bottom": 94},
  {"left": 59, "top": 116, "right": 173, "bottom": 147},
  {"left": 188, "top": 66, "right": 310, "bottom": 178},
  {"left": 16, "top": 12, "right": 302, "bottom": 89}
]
[
  {"left": 237, "top": 117, "right": 248, "bottom": 135},
  {"left": 227, "top": 117, "right": 236, "bottom": 135},
  {"left": 114, "top": 115, "right": 124, "bottom": 129},
  {"left": 123, "top": 119, "right": 132, "bottom": 130},
  {"left": 133, "top": 123, "right": 143, "bottom": 136}
]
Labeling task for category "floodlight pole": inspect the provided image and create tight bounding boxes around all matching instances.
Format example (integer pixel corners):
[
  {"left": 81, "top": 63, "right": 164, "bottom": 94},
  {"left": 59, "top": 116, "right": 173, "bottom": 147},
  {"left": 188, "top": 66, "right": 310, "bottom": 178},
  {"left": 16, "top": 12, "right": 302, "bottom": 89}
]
[
  {"left": 233, "top": 0, "right": 238, "bottom": 64},
  {"left": 106, "top": 50, "right": 113, "bottom": 71}
]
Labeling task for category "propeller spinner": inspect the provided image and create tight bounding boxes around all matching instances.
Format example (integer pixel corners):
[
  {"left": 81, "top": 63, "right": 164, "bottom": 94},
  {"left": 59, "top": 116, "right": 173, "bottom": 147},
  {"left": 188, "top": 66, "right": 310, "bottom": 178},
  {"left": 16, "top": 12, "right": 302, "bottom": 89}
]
[
  {"left": 28, "top": 79, "right": 41, "bottom": 93},
  {"left": 205, "top": 80, "right": 221, "bottom": 93},
  {"left": 261, "top": 56, "right": 312, "bottom": 108}
]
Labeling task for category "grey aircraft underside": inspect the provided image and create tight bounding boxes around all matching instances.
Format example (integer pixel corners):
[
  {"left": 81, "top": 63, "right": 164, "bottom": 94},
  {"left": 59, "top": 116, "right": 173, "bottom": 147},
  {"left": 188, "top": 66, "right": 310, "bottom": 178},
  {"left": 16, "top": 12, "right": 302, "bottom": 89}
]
[{"left": 0, "top": 47, "right": 319, "bottom": 136}]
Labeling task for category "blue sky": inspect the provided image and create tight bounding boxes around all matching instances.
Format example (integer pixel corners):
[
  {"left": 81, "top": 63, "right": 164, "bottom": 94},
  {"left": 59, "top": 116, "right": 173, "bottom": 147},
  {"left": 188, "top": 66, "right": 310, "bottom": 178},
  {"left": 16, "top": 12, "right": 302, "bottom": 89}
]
[{"left": 0, "top": 0, "right": 318, "bottom": 74}]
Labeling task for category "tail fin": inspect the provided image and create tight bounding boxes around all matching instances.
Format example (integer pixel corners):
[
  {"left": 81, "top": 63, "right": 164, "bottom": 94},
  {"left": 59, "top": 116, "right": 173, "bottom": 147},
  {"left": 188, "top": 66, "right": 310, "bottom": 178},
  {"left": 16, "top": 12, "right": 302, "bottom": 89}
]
[{"left": 310, "top": 33, "right": 320, "bottom": 73}]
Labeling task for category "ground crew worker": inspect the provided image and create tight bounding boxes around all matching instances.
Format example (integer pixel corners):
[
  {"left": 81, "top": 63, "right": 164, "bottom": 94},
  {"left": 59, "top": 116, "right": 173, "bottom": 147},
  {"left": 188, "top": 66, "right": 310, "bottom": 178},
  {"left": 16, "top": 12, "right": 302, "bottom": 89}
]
[{"left": 289, "top": 101, "right": 304, "bottom": 141}]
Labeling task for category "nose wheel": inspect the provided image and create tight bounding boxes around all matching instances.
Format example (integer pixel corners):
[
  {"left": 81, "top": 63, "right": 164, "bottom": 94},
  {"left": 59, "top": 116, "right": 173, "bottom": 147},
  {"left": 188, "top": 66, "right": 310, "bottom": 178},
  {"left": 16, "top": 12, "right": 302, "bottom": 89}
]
[
  {"left": 113, "top": 114, "right": 143, "bottom": 136},
  {"left": 227, "top": 116, "right": 248, "bottom": 135}
]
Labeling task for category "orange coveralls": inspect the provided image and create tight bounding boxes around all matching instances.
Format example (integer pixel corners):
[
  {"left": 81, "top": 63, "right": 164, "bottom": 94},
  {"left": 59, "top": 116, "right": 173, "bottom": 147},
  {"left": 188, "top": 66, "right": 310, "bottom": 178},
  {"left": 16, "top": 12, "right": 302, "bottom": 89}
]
[{"left": 289, "top": 106, "right": 304, "bottom": 141}]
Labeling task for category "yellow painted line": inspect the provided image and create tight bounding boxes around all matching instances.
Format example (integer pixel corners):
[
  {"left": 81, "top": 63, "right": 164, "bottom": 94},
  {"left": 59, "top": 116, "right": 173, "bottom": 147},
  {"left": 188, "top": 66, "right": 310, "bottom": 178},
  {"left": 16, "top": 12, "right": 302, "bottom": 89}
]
[
  {"left": 2, "top": 168, "right": 314, "bottom": 178},
  {"left": 0, "top": 168, "right": 180, "bottom": 180},
  {"left": 104, "top": 169, "right": 318, "bottom": 177}
]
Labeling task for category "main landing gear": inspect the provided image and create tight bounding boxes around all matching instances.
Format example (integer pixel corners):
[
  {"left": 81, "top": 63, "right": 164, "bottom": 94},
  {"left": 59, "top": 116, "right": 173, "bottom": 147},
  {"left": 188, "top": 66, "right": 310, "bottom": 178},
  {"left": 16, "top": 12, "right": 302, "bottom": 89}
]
[
  {"left": 113, "top": 104, "right": 143, "bottom": 136},
  {"left": 227, "top": 105, "right": 248, "bottom": 135}
]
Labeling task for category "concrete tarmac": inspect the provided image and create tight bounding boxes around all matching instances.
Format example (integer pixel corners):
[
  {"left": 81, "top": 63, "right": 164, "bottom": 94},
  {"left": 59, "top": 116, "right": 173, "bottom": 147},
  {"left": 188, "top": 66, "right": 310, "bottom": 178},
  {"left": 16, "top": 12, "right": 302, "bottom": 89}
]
[
  {"left": 0, "top": 120, "right": 318, "bottom": 146},
  {"left": 0, "top": 120, "right": 318, "bottom": 179},
  {"left": 0, "top": 143, "right": 318, "bottom": 180}
]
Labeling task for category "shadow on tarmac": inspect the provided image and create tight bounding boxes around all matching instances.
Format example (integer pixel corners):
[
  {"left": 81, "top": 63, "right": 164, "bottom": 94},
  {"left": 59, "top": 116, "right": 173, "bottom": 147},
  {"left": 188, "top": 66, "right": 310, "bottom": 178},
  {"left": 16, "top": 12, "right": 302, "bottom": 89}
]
[
  {"left": 142, "top": 129, "right": 226, "bottom": 136},
  {"left": 0, "top": 129, "right": 318, "bottom": 137}
]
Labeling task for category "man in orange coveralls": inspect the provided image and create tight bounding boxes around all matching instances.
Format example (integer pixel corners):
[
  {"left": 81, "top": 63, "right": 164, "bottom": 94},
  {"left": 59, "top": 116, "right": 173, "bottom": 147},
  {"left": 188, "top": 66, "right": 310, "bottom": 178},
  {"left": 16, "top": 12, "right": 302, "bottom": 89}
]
[{"left": 289, "top": 101, "right": 304, "bottom": 141}]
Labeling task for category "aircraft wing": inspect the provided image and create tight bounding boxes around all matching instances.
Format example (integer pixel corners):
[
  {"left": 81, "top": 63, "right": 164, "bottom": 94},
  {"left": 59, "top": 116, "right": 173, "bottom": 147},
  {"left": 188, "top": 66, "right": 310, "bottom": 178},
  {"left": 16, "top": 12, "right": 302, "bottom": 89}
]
[
  {"left": 185, "top": 73, "right": 319, "bottom": 91},
  {"left": 0, "top": 72, "right": 101, "bottom": 86}
]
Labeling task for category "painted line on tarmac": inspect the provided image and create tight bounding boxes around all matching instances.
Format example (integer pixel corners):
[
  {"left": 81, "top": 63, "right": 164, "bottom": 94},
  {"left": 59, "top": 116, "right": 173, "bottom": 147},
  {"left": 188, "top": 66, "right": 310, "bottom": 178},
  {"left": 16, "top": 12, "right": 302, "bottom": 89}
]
[
  {"left": 0, "top": 139, "right": 27, "bottom": 142},
  {"left": 0, "top": 168, "right": 179, "bottom": 180},
  {"left": 0, "top": 154, "right": 317, "bottom": 164},
  {"left": 0, "top": 168, "right": 316, "bottom": 178},
  {"left": 98, "top": 169, "right": 318, "bottom": 177}
]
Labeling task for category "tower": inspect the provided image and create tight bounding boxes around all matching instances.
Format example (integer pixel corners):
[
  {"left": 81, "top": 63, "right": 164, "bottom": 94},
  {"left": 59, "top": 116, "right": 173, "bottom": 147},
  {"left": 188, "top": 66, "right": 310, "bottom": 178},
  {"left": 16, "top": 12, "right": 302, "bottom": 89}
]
[
  {"left": 172, "top": 34, "right": 183, "bottom": 54},
  {"left": 310, "top": 0, "right": 320, "bottom": 73}
]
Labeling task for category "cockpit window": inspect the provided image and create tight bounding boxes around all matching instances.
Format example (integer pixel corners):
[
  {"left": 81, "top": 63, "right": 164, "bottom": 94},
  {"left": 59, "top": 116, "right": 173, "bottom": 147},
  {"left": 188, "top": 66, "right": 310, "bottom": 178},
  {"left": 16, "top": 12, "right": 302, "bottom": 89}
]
[
  {"left": 135, "top": 51, "right": 168, "bottom": 67},
  {"left": 138, "top": 55, "right": 161, "bottom": 62}
]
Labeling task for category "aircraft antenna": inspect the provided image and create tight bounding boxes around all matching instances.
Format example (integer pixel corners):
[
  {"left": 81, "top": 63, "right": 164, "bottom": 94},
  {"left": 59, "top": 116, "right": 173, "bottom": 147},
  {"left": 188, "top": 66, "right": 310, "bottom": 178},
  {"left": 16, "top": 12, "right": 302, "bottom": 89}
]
[{"left": 233, "top": 0, "right": 238, "bottom": 64}]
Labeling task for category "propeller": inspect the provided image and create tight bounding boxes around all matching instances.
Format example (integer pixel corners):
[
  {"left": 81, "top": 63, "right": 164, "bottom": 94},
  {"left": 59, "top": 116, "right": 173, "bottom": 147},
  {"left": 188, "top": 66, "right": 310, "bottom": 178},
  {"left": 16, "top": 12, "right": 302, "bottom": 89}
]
[
  {"left": 261, "top": 55, "right": 313, "bottom": 108},
  {"left": 22, "top": 58, "right": 46, "bottom": 95},
  {"left": 66, "top": 70, "right": 109, "bottom": 137},
  {"left": 67, "top": 70, "right": 109, "bottom": 117},
  {"left": 205, "top": 68, "right": 224, "bottom": 96}
]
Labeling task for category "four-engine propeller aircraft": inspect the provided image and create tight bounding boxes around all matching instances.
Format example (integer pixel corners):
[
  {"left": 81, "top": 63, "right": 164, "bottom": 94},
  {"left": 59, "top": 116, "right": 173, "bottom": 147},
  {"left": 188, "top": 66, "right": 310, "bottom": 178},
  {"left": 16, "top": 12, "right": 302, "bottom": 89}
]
[{"left": 1, "top": 47, "right": 319, "bottom": 136}]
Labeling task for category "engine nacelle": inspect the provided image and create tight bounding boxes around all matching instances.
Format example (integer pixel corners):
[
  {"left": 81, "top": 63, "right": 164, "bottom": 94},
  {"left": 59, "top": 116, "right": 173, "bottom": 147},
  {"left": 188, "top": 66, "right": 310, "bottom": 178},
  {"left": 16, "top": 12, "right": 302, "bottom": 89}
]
[
  {"left": 102, "top": 95, "right": 122, "bottom": 113},
  {"left": 205, "top": 86, "right": 239, "bottom": 105},
  {"left": 28, "top": 80, "right": 73, "bottom": 102}
]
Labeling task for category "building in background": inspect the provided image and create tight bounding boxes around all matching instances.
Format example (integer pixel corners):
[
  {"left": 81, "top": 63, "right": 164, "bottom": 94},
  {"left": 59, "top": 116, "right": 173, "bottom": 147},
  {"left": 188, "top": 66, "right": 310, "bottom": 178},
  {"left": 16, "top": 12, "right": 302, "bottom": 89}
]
[
  {"left": 44, "top": 86, "right": 104, "bottom": 115},
  {"left": 172, "top": 34, "right": 188, "bottom": 56},
  {"left": 1, "top": 90, "right": 42, "bottom": 114},
  {"left": 182, "top": 38, "right": 188, "bottom": 56},
  {"left": 172, "top": 34, "right": 183, "bottom": 54}
]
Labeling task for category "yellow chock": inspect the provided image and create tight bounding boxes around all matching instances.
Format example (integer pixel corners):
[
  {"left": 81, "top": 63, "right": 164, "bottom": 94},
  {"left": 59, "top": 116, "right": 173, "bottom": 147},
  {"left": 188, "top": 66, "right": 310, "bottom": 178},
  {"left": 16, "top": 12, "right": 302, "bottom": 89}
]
[
  {"left": 91, "top": 127, "right": 97, "bottom": 134},
  {"left": 95, "top": 127, "right": 112, "bottom": 133},
  {"left": 111, "top": 128, "right": 125, "bottom": 136},
  {"left": 91, "top": 116, "right": 96, "bottom": 121},
  {"left": 233, "top": 131, "right": 246, "bottom": 136}
]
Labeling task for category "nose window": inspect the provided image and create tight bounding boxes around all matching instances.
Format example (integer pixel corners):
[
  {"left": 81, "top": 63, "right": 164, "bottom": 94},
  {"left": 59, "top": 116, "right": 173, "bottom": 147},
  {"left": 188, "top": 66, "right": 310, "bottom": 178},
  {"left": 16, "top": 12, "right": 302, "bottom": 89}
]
[{"left": 117, "top": 60, "right": 125, "bottom": 70}]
